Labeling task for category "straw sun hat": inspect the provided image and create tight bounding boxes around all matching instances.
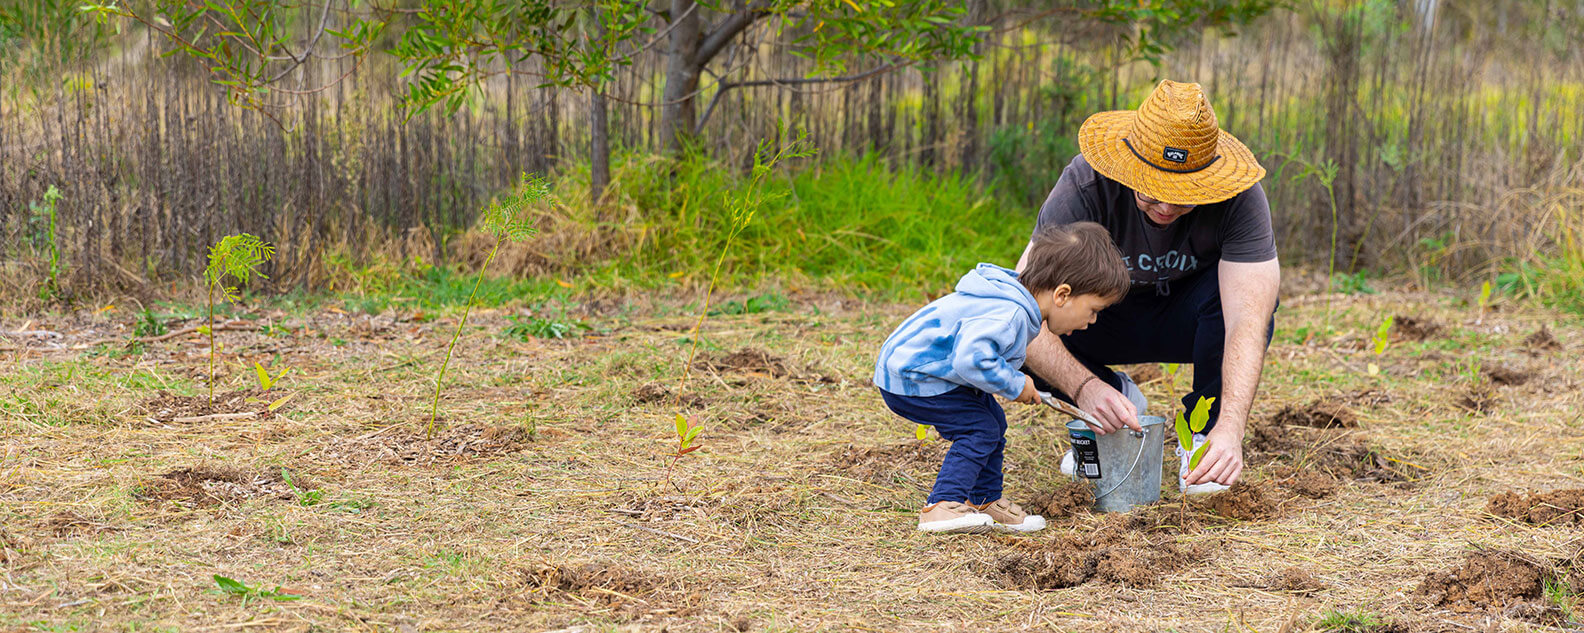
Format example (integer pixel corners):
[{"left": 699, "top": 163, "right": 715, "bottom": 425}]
[{"left": 1078, "top": 80, "right": 1266, "bottom": 206}]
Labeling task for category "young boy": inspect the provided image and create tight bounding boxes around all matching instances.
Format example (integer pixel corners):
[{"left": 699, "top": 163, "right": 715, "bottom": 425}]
[{"left": 874, "top": 222, "right": 1130, "bottom": 533}]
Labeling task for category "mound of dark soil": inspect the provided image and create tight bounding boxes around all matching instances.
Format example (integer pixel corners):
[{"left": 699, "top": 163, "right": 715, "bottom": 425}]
[
  {"left": 315, "top": 423, "right": 530, "bottom": 466},
  {"left": 630, "top": 383, "right": 707, "bottom": 409},
  {"left": 135, "top": 466, "right": 295, "bottom": 506},
  {"left": 140, "top": 389, "right": 270, "bottom": 422},
  {"left": 1488, "top": 489, "right": 1584, "bottom": 526},
  {"left": 1273, "top": 402, "right": 1357, "bottom": 429},
  {"left": 1394, "top": 316, "right": 1445, "bottom": 342},
  {"left": 1027, "top": 481, "right": 1094, "bottom": 520},
  {"left": 1417, "top": 550, "right": 1545, "bottom": 612},
  {"left": 1203, "top": 481, "right": 1281, "bottom": 520},
  {"left": 1309, "top": 436, "right": 1417, "bottom": 483},
  {"left": 989, "top": 529, "right": 1206, "bottom": 590},
  {"left": 1524, "top": 325, "right": 1563, "bottom": 352},
  {"left": 831, "top": 440, "right": 947, "bottom": 484},
  {"left": 1483, "top": 363, "right": 1534, "bottom": 386},
  {"left": 1245, "top": 417, "right": 1300, "bottom": 456}
]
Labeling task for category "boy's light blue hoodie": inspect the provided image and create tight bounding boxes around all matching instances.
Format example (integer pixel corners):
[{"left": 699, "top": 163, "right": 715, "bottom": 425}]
[{"left": 873, "top": 263, "right": 1043, "bottom": 400}]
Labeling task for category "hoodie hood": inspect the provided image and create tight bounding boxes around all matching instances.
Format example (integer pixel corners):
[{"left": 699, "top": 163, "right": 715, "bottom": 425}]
[{"left": 955, "top": 263, "right": 1042, "bottom": 329}]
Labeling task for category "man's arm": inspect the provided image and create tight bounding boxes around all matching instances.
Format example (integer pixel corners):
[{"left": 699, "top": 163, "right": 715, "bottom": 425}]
[
  {"left": 1186, "top": 257, "right": 1280, "bottom": 485},
  {"left": 1017, "top": 243, "right": 1142, "bottom": 434}
]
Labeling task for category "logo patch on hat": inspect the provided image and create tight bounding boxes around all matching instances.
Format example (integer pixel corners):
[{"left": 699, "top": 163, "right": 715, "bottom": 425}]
[{"left": 1162, "top": 147, "right": 1189, "bottom": 164}]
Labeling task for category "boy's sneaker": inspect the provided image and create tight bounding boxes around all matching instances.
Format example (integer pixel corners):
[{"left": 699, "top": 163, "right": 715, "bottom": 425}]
[
  {"left": 972, "top": 498, "right": 1047, "bottom": 533},
  {"left": 1177, "top": 432, "right": 1230, "bottom": 495},
  {"left": 1058, "top": 370, "right": 1148, "bottom": 477},
  {"left": 917, "top": 501, "right": 995, "bottom": 534}
]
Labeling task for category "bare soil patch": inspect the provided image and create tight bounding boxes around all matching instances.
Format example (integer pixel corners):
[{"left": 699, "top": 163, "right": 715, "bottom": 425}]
[
  {"left": 134, "top": 466, "right": 294, "bottom": 506},
  {"left": 1268, "top": 465, "right": 1340, "bottom": 499},
  {"left": 1483, "top": 363, "right": 1534, "bottom": 386},
  {"left": 1394, "top": 316, "right": 1445, "bottom": 342},
  {"left": 1416, "top": 550, "right": 1547, "bottom": 613},
  {"left": 1488, "top": 489, "right": 1584, "bottom": 526},
  {"left": 631, "top": 383, "right": 707, "bottom": 409},
  {"left": 139, "top": 389, "right": 271, "bottom": 422},
  {"left": 830, "top": 440, "right": 947, "bottom": 484},
  {"left": 695, "top": 347, "right": 838, "bottom": 384},
  {"left": 1524, "top": 325, "right": 1563, "bottom": 352},
  {"left": 1273, "top": 401, "right": 1357, "bottom": 428},
  {"left": 988, "top": 517, "right": 1209, "bottom": 589},
  {"left": 1268, "top": 567, "right": 1325, "bottom": 594},
  {"left": 314, "top": 423, "right": 530, "bottom": 466}
]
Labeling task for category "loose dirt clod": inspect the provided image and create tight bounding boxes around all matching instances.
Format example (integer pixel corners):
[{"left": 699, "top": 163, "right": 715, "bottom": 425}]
[
  {"left": 1417, "top": 550, "right": 1546, "bottom": 612},
  {"left": 1488, "top": 489, "right": 1584, "bottom": 526},
  {"left": 1483, "top": 363, "right": 1533, "bottom": 386},
  {"left": 1245, "top": 417, "right": 1300, "bottom": 456},
  {"left": 1394, "top": 315, "right": 1445, "bottom": 342},
  {"left": 1027, "top": 481, "right": 1094, "bottom": 520},
  {"left": 1202, "top": 481, "right": 1281, "bottom": 520},
  {"left": 135, "top": 466, "right": 294, "bottom": 506},
  {"left": 1273, "top": 401, "right": 1357, "bottom": 428},
  {"left": 1524, "top": 325, "right": 1563, "bottom": 352}
]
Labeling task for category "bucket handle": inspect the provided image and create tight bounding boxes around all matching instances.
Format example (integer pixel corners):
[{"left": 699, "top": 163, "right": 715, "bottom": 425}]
[{"left": 1041, "top": 391, "right": 1148, "bottom": 500}]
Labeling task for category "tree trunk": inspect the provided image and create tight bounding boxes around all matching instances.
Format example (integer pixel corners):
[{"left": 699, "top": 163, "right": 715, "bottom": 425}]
[{"left": 659, "top": 0, "right": 702, "bottom": 154}]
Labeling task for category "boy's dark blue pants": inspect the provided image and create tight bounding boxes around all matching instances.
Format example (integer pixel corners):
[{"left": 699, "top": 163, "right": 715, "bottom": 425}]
[
  {"left": 880, "top": 387, "right": 1005, "bottom": 506},
  {"left": 1029, "top": 266, "right": 1274, "bottom": 430}
]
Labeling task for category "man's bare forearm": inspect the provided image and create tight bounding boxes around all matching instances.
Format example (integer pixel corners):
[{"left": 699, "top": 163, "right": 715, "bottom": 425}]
[
  {"left": 1024, "top": 329, "right": 1095, "bottom": 396},
  {"left": 1216, "top": 259, "right": 1281, "bottom": 435}
]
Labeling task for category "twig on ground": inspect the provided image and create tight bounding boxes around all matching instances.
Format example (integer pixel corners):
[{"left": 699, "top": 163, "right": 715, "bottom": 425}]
[
  {"left": 613, "top": 520, "right": 699, "bottom": 544},
  {"left": 168, "top": 411, "right": 260, "bottom": 424}
]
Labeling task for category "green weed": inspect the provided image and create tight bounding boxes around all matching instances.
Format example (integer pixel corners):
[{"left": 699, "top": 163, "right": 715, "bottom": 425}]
[
  {"left": 1313, "top": 609, "right": 1385, "bottom": 632},
  {"left": 710, "top": 292, "right": 790, "bottom": 316},
  {"left": 503, "top": 314, "right": 586, "bottom": 340},
  {"left": 212, "top": 574, "right": 300, "bottom": 605}
]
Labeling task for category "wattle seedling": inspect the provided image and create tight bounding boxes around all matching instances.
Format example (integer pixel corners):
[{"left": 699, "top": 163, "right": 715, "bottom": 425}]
[
  {"left": 1175, "top": 395, "right": 1217, "bottom": 470},
  {"left": 202, "top": 234, "right": 274, "bottom": 403}
]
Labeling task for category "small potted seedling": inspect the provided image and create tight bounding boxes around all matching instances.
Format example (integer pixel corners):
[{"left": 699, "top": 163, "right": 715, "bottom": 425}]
[
  {"left": 202, "top": 234, "right": 274, "bottom": 403},
  {"left": 1175, "top": 395, "right": 1217, "bottom": 473},
  {"left": 428, "top": 173, "right": 550, "bottom": 439}
]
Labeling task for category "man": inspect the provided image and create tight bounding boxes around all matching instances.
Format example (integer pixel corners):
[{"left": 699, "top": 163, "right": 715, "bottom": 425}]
[{"left": 1017, "top": 80, "right": 1280, "bottom": 494}]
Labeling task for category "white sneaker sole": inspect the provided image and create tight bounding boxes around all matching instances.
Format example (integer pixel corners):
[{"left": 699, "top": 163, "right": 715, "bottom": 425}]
[
  {"left": 918, "top": 513, "right": 995, "bottom": 534},
  {"left": 991, "top": 515, "right": 1048, "bottom": 534}
]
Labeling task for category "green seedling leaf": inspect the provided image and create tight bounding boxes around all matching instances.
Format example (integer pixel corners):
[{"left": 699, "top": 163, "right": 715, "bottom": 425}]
[
  {"left": 673, "top": 412, "right": 687, "bottom": 440},
  {"left": 684, "top": 425, "right": 702, "bottom": 443},
  {"left": 267, "top": 393, "right": 295, "bottom": 412},
  {"left": 1174, "top": 412, "right": 1192, "bottom": 451},
  {"left": 914, "top": 424, "right": 928, "bottom": 440},
  {"left": 1478, "top": 281, "right": 1493, "bottom": 308},
  {"left": 254, "top": 362, "right": 271, "bottom": 389},
  {"left": 1188, "top": 441, "right": 1211, "bottom": 470},
  {"left": 214, "top": 575, "right": 248, "bottom": 596},
  {"left": 1372, "top": 316, "right": 1394, "bottom": 355},
  {"left": 1163, "top": 362, "right": 1179, "bottom": 376},
  {"left": 1188, "top": 396, "right": 1216, "bottom": 434}
]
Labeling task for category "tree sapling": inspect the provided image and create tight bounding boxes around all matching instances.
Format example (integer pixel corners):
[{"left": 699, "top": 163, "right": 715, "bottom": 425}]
[
  {"left": 428, "top": 173, "right": 550, "bottom": 439},
  {"left": 202, "top": 234, "right": 274, "bottom": 403}
]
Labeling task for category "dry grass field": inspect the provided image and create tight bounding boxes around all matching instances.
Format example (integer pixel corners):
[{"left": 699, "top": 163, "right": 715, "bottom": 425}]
[{"left": 2, "top": 286, "right": 1581, "bottom": 632}]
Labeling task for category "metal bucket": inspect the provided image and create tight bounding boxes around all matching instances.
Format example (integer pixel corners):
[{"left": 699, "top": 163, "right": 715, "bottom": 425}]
[{"left": 1065, "top": 415, "right": 1166, "bottom": 512}]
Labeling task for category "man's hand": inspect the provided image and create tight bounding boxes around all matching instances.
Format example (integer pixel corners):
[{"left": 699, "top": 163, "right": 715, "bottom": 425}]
[
  {"left": 1186, "top": 425, "right": 1245, "bottom": 485},
  {"left": 1014, "top": 376, "right": 1040, "bottom": 404},
  {"left": 1076, "top": 380, "right": 1142, "bottom": 434}
]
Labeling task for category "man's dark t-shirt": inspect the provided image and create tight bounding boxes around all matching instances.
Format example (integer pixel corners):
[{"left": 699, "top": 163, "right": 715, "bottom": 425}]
[{"left": 1034, "top": 155, "right": 1277, "bottom": 295}]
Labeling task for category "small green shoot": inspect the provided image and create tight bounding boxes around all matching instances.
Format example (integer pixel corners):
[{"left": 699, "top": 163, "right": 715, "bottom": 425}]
[
  {"left": 1314, "top": 609, "right": 1384, "bottom": 632},
  {"left": 203, "top": 234, "right": 275, "bottom": 403},
  {"left": 1162, "top": 362, "right": 1180, "bottom": 391},
  {"left": 1372, "top": 316, "right": 1394, "bottom": 355},
  {"left": 1478, "top": 280, "right": 1494, "bottom": 322},
  {"left": 134, "top": 308, "right": 168, "bottom": 337},
  {"left": 429, "top": 173, "right": 550, "bottom": 440},
  {"left": 279, "top": 468, "right": 321, "bottom": 507},
  {"left": 503, "top": 314, "right": 586, "bottom": 340},
  {"left": 253, "top": 362, "right": 289, "bottom": 391},
  {"left": 914, "top": 424, "right": 929, "bottom": 440},
  {"left": 33, "top": 185, "right": 63, "bottom": 301},
  {"left": 213, "top": 574, "right": 300, "bottom": 605},
  {"left": 1186, "top": 396, "right": 1215, "bottom": 470}
]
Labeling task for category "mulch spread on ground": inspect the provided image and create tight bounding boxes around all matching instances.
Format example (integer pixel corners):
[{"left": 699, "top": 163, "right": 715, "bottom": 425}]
[
  {"left": 139, "top": 389, "right": 272, "bottom": 422},
  {"left": 135, "top": 466, "right": 296, "bottom": 506},
  {"left": 313, "top": 423, "right": 530, "bottom": 466}
]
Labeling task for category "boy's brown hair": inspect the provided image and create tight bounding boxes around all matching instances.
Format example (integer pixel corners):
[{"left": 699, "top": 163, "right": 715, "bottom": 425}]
[{"left": 1018, "top": 221, "right": 1130, "bottom": 299}]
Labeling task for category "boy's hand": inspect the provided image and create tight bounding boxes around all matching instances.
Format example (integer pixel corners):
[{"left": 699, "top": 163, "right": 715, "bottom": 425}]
[
  {"left": 1014, "top": 376, "right": 1040, "bottom": 404},
  {"left": 1076, "top": 381, "right": 1143, "bottom": 434}
]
